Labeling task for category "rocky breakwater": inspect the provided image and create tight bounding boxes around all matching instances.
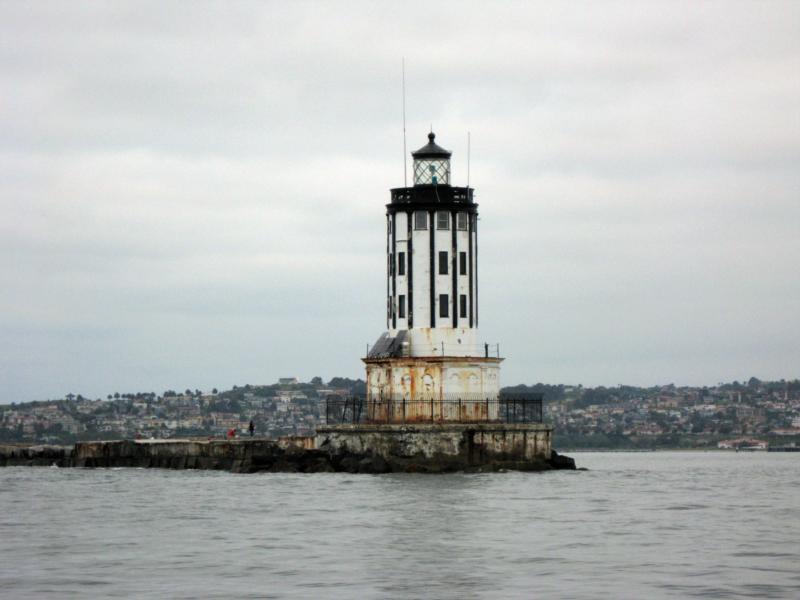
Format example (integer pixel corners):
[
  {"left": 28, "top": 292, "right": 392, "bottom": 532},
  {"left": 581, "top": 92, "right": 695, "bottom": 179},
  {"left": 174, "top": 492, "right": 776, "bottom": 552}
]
[
  {"left": 70, "top": 439, "right": 334, "bottom": 473},
  {"left": 0, "top": 443, "right": 72, "bottom": 466},
  {"left": 1, "top": 436, "right": 576, "bottom": 473}
]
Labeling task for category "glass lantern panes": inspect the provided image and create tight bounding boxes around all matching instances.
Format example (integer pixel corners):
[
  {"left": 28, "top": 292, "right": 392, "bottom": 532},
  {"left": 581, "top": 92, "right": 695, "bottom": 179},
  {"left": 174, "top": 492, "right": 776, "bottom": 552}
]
[{"left": 413, "top": 159, "right": 450, "bottom": 185}]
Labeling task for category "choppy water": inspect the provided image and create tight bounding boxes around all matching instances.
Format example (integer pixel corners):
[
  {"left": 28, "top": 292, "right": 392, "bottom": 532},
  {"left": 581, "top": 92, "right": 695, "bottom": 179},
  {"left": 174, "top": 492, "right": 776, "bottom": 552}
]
[{"left": 1, "top": 452, "right": 798, "bottom": 599}]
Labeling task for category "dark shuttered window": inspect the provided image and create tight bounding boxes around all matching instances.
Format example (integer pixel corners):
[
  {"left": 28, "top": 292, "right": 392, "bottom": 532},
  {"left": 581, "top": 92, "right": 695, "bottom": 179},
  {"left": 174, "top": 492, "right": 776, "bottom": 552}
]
[
  {"left": 398, "top": 251, "right": 406, "bottom": 276},
  {"left": 439, "top": 294, "right": 449, "bottom": 318},
  {"left": 459, "top": 251, "right": 467, "bottom": 275},
  {"left": 460, "top": 294, "right": 467, "bottom": 318},
  {"left": 438, "top": 251, "right": 448, "bottom": 275},
  {"left": 398, "top": 295, "right": 406, "bottom": 319}
]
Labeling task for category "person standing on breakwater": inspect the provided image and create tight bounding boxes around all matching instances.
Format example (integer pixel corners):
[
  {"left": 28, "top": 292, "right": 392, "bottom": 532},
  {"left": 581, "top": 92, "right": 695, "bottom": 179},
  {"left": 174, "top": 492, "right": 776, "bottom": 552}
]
[{"left": 248, "top": 420, "right": 255, "bottom": 437}]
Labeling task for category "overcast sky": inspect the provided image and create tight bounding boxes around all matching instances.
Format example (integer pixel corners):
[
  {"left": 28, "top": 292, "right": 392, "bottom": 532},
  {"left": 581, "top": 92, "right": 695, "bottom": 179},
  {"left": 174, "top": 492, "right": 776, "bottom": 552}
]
[{"left": 1, "top": 1, "right": 798, "bottom": 403}]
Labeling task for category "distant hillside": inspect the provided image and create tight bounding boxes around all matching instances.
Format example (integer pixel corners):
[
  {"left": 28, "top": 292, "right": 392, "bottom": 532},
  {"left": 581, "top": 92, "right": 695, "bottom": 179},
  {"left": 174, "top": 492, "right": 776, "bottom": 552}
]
[{"left": 1, "top": 377, "right": 798, "bottom": 449}]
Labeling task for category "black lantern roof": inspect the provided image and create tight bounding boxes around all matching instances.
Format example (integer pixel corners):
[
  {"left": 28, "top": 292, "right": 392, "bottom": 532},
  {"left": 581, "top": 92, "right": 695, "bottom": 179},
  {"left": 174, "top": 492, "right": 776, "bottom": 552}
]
[{"left": 411, "top": 132, "right": 451, "bottom": 159}]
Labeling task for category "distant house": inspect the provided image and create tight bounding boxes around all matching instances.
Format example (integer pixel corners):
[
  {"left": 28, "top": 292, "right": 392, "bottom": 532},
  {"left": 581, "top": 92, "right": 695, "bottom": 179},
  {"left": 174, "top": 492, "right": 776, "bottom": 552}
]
[
  {"left": 771, "top": 428, "right": 800, "bottom": 436},
  {"left": 718, "top": 438, "right": 768, "bottom": 450}
]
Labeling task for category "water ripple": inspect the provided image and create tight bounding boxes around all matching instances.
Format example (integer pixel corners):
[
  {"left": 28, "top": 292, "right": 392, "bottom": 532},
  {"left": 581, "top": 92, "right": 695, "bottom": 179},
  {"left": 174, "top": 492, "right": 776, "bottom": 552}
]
[{"left": 0, "top": 453, "right": 799, "bottom": 599}]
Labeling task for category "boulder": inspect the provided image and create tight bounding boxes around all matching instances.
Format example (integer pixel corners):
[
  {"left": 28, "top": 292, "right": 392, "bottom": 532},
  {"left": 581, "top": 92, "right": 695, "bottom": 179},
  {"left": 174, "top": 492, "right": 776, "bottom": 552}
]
[{"left": 547, "top": 450, "right": 577, "bottom": 470}]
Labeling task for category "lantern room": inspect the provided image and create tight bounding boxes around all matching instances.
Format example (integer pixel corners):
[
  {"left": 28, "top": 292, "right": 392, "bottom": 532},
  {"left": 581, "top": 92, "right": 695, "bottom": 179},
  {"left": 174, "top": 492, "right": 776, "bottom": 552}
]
[{"left": 412, "top": 132, "right": 451, "bottom": 185}]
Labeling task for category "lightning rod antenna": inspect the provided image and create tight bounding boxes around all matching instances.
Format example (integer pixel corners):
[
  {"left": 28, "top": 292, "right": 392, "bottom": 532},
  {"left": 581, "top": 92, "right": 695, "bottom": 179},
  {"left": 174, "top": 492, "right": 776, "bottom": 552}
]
[
  {"left": 402, "top": 58, "right": 407, "bottom": 187},
  {"left": 467, "top": 131, "right": 471, "bottom": 189}
]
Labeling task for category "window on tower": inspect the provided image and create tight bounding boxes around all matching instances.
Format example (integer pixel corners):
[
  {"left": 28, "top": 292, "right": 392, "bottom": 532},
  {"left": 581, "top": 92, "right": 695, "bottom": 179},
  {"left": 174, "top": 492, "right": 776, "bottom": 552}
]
[
  {"left": 438, "top": 251, "right": 448, "bottom": 275},
  {"left": 439, "top": 294, "right": 449, "bottom": 318},
  {"left": 414, "top": 211, "right": 428, "bottom": 230},
  {"left": 398, "top": 252, "right": 406, "bottom": 276},
  {"left": 457, "top": 212, "right": 468, "bottom": 230},
  {"left": 459, "top": 252, "right": 467, "bottom": 275},
  {"left": 413, "top": 159, "right": 450, "bottom": 185},
  {"left": 398, "top": 295, "right": 406, "bottom": 319},
  {"left": 437, "top": 212, "right": 450, "bottom": 230},
  {"left": 460, "top": 294, "right": 467, "bottom": 318}
]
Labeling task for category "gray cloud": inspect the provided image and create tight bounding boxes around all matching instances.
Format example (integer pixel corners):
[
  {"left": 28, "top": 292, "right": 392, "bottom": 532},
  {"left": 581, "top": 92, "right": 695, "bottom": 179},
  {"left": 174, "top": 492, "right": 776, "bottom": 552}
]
[{"left": 1, "top": 1, "right": 799, "bottom": 402}]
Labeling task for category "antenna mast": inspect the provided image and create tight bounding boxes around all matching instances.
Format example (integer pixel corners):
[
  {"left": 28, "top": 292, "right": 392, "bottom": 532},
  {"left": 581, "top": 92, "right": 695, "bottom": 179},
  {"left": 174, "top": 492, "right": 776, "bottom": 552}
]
[
  {"left": 467, "top": 131, "right": 471, "bottom": 189},
  {"left": 402, "top": 58, "right": 407, "bottom": 187}
]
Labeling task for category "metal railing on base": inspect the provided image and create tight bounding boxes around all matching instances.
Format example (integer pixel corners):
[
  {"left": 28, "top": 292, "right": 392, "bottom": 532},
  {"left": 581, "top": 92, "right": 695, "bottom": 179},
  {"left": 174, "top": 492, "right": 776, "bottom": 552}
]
[{"left": 324, "top": 394, "right": 543, "bottom": 425}]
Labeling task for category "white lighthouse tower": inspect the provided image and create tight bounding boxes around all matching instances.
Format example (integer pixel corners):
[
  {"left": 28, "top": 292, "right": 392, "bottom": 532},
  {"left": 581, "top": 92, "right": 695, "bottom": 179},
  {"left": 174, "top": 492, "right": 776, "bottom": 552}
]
[
  {"left": 316, "top": 130, "right": 556, "bottom": 472},
  {"left": 365, "top": 132, "right": 502, "bottom": 412}
]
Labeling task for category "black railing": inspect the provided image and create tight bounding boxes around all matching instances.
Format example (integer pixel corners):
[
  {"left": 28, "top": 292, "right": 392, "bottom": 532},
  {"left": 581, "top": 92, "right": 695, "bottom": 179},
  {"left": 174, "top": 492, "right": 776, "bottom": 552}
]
[
  {"left": 324, "top": 394, "right": 543, "bottom": 425},
  {"left": 366, "top": 341, "right": 500, "bottom": 360},
  {"left": 390, "top": 186, "right": 474, "bottom": 205}
]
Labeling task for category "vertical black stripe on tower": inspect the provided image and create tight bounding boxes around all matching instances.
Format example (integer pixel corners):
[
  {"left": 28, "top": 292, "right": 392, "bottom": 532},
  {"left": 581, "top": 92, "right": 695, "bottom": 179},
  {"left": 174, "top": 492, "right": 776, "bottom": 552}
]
[
  {"left": 406, "top": 210, "right": 413, "bottom": 328},
  {"left": 468, "top": 212, "right": 474, "bottom": 328},
  {"left": 429, "top": 209, "right": 435, "bottom": 328},
  {"left": 391, "top": 212, "right": 397, "bottom": 330},
  {"left": 451, "top": 210, "right": 457, "bottom": 328},
  {"left": 386, "top": 213, "right": 390, "bottom": 329},
  {"left": 475, "top": 211, "right": 479, "bottom": 327}
]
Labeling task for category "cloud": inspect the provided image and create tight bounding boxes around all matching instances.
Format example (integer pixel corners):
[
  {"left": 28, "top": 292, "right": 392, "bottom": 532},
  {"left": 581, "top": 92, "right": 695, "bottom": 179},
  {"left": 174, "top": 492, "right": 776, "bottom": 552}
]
[{"left": 1, "top": 1, "right": 799, "bottom": 401}]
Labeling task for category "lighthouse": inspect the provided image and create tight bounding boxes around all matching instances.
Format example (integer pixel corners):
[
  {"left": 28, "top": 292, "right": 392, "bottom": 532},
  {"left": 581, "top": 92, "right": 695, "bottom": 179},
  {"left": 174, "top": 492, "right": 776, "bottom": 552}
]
[
  {"left": 364, "top": 132, "right": 502, "bottom": 413},
  {"left": 315, "top": 130, "right": 559, "bottom": 472}
]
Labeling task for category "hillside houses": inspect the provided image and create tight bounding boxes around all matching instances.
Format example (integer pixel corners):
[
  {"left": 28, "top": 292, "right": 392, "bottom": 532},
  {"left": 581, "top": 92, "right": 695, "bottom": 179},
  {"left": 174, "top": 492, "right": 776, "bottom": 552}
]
[{"left": 1, "top": 377, "right": 798, "bottom": 448}]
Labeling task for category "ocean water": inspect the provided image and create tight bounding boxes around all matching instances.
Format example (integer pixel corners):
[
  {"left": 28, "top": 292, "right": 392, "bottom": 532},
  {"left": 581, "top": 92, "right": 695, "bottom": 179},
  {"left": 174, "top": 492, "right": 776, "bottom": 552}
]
[{"left": 1, "top": 452, "right": 798, "bottom": 599}]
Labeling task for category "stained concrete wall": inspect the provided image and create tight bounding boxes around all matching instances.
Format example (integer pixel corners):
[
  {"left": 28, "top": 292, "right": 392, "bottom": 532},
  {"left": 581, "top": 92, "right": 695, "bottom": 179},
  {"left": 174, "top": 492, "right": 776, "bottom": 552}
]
[
  {"left": 365, "top": 357, "right": 502, "bottom": 403},
  {"left": 316, "top": 423, "right": 553, "bottom": 471}
]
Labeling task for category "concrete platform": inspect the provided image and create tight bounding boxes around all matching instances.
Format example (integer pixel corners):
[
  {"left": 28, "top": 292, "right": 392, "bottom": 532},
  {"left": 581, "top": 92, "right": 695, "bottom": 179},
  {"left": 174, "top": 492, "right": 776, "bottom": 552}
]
[{"left": 315, "top": 422, "right": 558, "bottom": 472}]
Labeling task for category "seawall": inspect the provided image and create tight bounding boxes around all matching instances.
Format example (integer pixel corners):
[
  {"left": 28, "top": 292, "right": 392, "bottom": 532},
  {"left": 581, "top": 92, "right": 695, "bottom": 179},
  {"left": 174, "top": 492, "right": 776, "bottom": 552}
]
[
  {"left": 0, "top": 443, "right": 73, "bottom": 467},
  {"left": 316, "top": 422, "right": 564, "bottom": 472},
  {"left": 1, "top": 431, "right": 575, "bottom": 474}
]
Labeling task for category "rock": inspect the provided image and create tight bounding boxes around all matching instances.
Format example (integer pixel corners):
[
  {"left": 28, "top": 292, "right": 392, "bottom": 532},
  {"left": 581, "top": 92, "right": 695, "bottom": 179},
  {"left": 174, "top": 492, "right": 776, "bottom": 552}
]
[
  {"left": 338, "top": 455, "right": 361, "bottom": 473},
  {"left": 357, "top": 454, "right": 391, "bottom": 474},
  {"left": 547, "top": 450, "right": 577, "bottom": 470}
]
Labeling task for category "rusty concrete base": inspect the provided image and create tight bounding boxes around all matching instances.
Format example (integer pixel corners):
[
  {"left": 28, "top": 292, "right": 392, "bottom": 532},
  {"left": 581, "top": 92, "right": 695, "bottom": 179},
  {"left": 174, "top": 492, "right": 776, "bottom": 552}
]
[{"left": 315, "top": 423, "right": 561, "bottom": 473}]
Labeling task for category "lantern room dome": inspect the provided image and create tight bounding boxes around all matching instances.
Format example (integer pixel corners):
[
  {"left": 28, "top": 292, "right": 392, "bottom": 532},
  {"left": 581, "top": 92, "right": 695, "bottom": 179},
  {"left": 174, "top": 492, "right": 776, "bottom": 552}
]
[{"left": 411, "top": 132, "right": 451, "bottom": 159}]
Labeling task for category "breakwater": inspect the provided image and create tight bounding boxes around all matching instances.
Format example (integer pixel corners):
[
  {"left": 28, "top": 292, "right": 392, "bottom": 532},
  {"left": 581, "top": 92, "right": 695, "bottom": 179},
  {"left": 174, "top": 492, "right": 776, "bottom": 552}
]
[{"left": 0, "top": 435, "right": 575, "bottom": 473}]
